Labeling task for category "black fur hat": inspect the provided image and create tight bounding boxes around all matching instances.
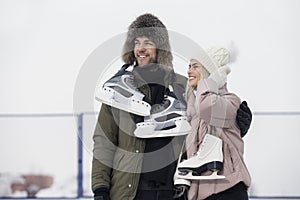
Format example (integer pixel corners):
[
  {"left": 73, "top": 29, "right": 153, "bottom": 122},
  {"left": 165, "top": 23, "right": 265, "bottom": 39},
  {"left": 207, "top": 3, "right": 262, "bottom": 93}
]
[{"left": 122, "top": 13, "right": 173, "bottom": 67}]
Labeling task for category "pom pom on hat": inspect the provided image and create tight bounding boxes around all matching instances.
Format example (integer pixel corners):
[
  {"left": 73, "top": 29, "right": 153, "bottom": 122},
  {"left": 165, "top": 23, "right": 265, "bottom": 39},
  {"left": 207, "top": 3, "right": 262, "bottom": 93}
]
[{"left": 206, "top": 40, "right": 238, "bottom": 66}]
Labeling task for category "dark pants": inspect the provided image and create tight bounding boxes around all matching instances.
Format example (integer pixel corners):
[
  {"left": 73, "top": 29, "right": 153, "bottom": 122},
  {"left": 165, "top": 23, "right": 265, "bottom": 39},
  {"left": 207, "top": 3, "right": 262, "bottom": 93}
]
[
  {"left": 134, "top": 190, "right": 173, "bottom": 200},
  {"left": 205, "top": 182, "right": 248, "bottom": 200}
]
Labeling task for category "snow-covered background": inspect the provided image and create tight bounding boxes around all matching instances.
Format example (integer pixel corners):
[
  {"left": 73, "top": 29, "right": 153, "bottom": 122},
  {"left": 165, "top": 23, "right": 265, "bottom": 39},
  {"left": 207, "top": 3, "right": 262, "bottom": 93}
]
[{"left": 1, "top": 0, "right": 300, "bottom": 198}]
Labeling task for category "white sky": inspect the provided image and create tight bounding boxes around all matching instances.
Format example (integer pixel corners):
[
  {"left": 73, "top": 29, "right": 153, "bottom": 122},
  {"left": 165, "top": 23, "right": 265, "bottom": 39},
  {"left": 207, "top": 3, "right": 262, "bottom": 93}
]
[{"left": 0, "top": 0, "right": 300, "bottom": 114}]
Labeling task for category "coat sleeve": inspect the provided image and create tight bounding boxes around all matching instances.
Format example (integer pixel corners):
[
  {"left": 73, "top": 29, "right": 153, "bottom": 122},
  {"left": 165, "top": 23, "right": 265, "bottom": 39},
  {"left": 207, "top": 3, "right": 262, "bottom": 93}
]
[
  {"left": 196, "top": 78, "right": 241, "bottom": 128},
  {"left": 91, "top": 104, "right": 119, "bottom": 191}
]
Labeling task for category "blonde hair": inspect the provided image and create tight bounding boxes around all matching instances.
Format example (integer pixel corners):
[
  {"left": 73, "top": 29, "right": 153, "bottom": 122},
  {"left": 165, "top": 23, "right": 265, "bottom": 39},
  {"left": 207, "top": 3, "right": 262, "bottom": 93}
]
[{"left": 199, "top": 64, "right": 210, "bottom": 79}]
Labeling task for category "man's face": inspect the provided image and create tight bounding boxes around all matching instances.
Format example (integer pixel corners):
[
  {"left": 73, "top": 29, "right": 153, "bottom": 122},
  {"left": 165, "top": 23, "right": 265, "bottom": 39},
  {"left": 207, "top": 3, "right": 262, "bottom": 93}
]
[
  {"left": 134, "top": 36, "right": 157, "bottom": 66},
  {"left": 187, "top": 59, "right": 202, "bottom": 88}
]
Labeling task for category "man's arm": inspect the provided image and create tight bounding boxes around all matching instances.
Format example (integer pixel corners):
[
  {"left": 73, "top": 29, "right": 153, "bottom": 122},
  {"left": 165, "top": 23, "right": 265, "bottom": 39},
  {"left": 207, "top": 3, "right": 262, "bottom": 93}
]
[
  {"left": 236, "top": 101, "right": 252, "bottom": 137},
  {"left": 92, "top": 104, "right": 118, "bottom": 199}
]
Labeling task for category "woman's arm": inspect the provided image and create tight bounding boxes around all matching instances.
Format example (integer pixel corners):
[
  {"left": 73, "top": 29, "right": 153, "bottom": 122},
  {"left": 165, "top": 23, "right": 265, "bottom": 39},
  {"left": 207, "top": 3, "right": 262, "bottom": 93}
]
[{"left": 196, "top": 78, "right": 240, "bottom": 128}]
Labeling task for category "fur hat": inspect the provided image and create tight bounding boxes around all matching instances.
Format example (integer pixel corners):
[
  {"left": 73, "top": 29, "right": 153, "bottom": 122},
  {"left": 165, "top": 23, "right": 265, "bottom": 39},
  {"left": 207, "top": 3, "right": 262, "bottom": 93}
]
[
  {"left": 122, "top": 13, "right": 173, "bottom": 67},
  {"left": 191, "top": 47, "right": 231, "bottom": 79}
]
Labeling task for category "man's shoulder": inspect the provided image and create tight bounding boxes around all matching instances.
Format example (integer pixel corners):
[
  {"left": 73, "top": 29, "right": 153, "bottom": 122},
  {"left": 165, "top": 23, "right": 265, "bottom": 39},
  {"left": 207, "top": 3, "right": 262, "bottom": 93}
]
[{"left": 174, "top": 73, "right": 188, "bottom": 85}]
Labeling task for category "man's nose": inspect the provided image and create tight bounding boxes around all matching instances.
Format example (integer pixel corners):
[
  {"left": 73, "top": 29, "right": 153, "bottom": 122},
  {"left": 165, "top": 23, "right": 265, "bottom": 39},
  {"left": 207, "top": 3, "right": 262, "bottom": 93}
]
[{"left": 137, "top": 44, "right": 146, "bottom": 51}]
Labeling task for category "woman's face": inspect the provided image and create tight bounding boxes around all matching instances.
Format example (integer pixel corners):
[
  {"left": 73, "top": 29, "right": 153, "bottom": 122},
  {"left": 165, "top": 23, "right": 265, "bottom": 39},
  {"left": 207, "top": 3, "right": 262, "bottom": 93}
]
[{"left": 187, "top": 59, "right": 202, "bottom": 88}]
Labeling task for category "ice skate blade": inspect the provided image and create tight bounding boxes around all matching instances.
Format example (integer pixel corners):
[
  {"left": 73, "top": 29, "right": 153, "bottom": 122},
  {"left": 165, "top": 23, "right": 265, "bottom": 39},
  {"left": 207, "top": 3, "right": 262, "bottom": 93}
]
[
  {"left": 134, "top": 118, "right": 191, "bottom": 138},
  {"left": 95, "top": 87, "right": 150, "bottom": 116},
  {"left": 176, "top": 171, "right": 225, "bottom": 180}
]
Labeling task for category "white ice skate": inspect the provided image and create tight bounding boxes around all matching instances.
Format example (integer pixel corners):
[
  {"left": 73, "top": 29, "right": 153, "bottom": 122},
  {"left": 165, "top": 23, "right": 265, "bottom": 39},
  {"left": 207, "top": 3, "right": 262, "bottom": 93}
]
[
  {"left": 134, "top": 96, "right": 191, "bottom": 138},
  {"left": 95, "top": 71, "right": 151, "bottom": 116},
  {"left": 175, "top": 134, "right": 225, "bottom": 180}
]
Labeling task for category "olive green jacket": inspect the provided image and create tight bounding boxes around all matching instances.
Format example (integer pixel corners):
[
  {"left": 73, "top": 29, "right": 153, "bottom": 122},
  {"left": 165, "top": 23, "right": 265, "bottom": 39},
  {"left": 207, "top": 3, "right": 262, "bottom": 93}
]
[{"left": 91, "top": 71, "right": 187, "bottom": 200}]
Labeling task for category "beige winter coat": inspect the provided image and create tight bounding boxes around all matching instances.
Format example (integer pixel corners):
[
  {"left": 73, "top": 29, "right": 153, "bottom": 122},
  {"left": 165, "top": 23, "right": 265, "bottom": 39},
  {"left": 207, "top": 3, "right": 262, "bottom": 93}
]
[{"left": 185, "top": 79, "right": 251, "bottom": 200}]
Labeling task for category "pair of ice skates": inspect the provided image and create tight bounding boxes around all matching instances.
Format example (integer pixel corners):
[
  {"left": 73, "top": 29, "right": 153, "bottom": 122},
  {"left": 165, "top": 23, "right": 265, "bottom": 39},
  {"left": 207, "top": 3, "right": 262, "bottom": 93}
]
[
  {"left": 95, "top": 68, "right": 191, "bottom": 138},
  {"left": 175, "top": 134, "right": 225, "bottom": 180}
]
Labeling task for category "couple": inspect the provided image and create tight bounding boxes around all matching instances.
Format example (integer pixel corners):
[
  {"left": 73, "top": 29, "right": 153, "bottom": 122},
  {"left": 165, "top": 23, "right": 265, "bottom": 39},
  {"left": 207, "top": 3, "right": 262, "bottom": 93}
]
[{"left": 91, "top": 13, "right": 251, "bottom": 200}]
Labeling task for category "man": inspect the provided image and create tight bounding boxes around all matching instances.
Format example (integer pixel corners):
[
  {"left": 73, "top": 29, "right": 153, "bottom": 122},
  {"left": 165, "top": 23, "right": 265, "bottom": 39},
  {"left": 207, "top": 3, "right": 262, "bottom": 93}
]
[{"left": 91, "top": 13, "right": 252, "bottom": 200}]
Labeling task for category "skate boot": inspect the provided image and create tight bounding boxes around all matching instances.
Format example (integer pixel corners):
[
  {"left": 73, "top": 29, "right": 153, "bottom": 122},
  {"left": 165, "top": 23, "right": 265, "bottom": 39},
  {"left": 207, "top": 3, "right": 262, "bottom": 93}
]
[
  {"left": 95, "top": 70, "right": 151, "bottom": 116},
  {"left": 134, "top": 95, "right": 191, "bottom": 138},
  {"left": 176, "top": 134, "right": 225, "bottom": 180}
]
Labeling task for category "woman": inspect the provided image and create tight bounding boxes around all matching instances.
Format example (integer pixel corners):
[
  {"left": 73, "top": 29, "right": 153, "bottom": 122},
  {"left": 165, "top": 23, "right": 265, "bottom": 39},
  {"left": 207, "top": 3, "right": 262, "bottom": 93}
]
[{"left": 175, "top": 47, "right": 251, "bottom": 200}]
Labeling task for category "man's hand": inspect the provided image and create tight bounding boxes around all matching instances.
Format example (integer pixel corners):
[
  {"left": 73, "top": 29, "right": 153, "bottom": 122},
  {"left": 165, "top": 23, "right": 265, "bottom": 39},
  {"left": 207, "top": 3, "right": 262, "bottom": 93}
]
[
  {"left": 173, "top": 184, "right": 189, "bottom": 200},
  {"left": 236, "top": 101, "right": 252, "bottom": 137},
  {"left": 94, "top": 187, "right": 110, "bottom": 200}
]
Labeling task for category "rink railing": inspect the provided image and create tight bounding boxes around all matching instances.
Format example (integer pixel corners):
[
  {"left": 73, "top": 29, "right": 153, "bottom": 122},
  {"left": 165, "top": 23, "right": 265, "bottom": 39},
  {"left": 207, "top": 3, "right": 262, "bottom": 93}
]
[{"left": 0, "top": 111, "right": 300, "bottom": 199}]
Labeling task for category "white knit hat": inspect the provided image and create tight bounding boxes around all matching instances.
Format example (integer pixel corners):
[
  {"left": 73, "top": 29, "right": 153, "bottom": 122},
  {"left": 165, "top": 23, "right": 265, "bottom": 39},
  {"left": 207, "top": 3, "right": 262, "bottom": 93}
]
[
  {"left": 191, "top": 46, "right": 231, "bottom": 79},
  {"left": 207, "top": 47, "right": 230, "bottom": 67}
]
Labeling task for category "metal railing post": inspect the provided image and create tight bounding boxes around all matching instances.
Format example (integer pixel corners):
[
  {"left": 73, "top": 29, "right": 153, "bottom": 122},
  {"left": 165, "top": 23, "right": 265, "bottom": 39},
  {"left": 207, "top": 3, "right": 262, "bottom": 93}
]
[{"left": 77, "top": 113, "right": 84, "bottom": 198}]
